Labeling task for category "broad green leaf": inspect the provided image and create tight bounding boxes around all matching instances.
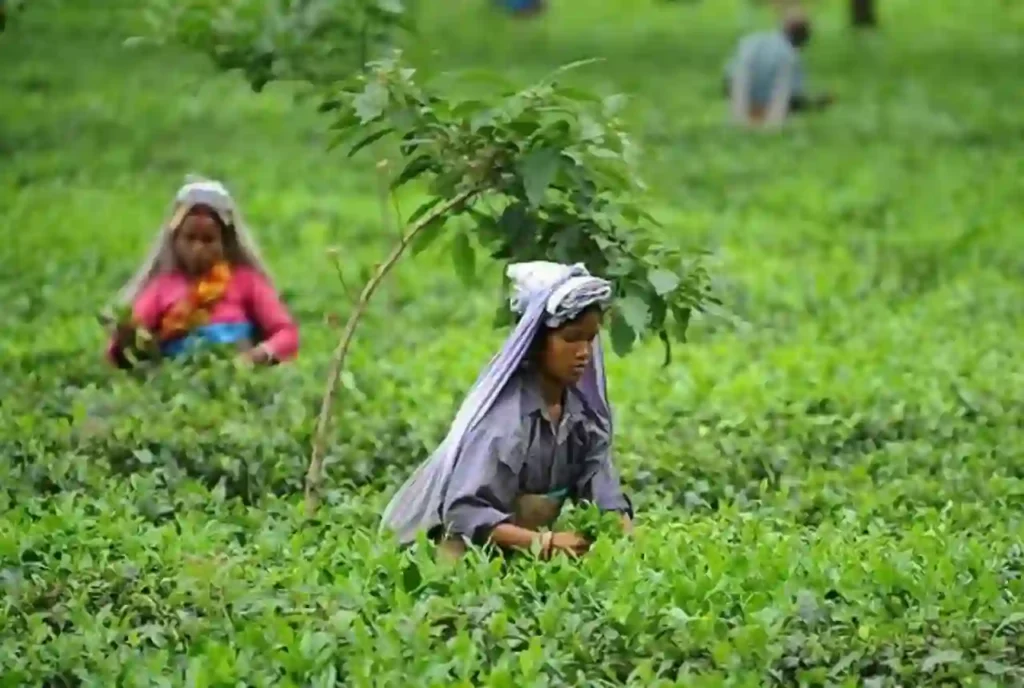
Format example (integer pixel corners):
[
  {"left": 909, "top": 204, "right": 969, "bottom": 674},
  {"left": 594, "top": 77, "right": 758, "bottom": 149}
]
[
  {"left": 621, "top": 202, "right": 663, "bottom": 227},
  {"left": 922, "top": 649, "right": 963, "bottom": 672},
  {"left": 995, "top": 611, "right": 1024, "bottom": 633},
  {"left": 492, "top": 301, "right": 515, "bottom": 329},
  {"left": 981, "top": 660, "right": 1011, "bottom": 676},
  {"left": 347, "top": 127, "right": 395, "bottom": 157},
  {"left": 648, "top": 269, "right": 680, "bottom": 296},
  {"left": 518, "top": 147, "right": 561, "bottom": 208},
  {"left": 391, "top": 155, "right": 434, "bottom": 189},
  {"left": 411, "top": 215, "right": 446, "bottom": 256},
  {"left": 579, "top": 115, "right": 604, "bottom": 142},
  {"left": 407, "top": 197, "right": 443, "bottom": 225},
  {"left": 602, "top": 93, "right": 628, "bottom": 117},
  {"left": 450, "top": 99, "right": 490, "bottom": 120},
  {"left": 185, "top": 656, "right": 210, "bottom": 688},
  {"left": 671, "top": 305, "right": 691, "bottom": 343},
  {"left": 353, "top": 81, "right": 389, "bottom": 123},
  {"left": 608, "top": 310, "right": 635, "bottom": 357},
  {"left": 451, "top": 232, "right": 476, "bottom": 285},
  {"left": 617, "top": 294, "right": 650, "bottom": 334},
  {"left": 401, "top": 561, "right": 422, "bottom": 592}
]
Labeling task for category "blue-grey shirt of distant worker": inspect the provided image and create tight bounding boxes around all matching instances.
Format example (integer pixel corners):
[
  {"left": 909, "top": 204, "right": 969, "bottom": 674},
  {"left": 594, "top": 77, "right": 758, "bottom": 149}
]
[{"left": 725, "top": 30, "right": 806, "bottom": 108}]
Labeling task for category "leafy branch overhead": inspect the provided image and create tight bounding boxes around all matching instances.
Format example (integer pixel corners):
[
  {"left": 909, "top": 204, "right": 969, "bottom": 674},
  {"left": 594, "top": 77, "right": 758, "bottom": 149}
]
[
  {"left": 0, "top": 0, "right": 27, "bottom": 34},
  {"left": 137, "top": 0, "right": 410, "bottom": 91},
  {"left": 322, "top": 53, "right": 715, "bottom": 358}
]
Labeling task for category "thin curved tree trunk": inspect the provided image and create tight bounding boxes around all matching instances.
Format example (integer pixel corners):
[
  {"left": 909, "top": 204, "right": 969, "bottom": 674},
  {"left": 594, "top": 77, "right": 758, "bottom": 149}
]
[{"left": 304, "top": 187, "right": 480, "bottom": 517}]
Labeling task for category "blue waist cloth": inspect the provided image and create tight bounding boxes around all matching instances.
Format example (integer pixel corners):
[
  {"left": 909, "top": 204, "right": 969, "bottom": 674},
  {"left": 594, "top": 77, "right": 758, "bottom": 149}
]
[
  {"left": 547, "top": 487, "right": 568, "bottom": 501},
  {"left": 161, "top": 321, "right": 255, "bottom": 358},
  {"left": 498, "top": 0, "right": 542, "bottom": 10}
]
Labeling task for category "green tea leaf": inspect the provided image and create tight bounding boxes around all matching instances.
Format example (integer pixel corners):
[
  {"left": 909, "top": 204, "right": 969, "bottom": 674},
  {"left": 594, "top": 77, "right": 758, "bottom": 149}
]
[
  {"left": 602, "top": 93, "right": 628, "bottom": 117},
  {"left": 407, "top": 197, "right": 443, "bottom": 225},
  {"left": 671, "top": 304, "right": 691, "bottom": 343},
  {"left": 354, "top": 81, "right": 390, "bottom": 123},
  {"left": 648, "top": 269, "right": 680, "bottom": 296},
  {"left": 451, "top": 232, "right": 476, "bottom": 285},
  {"left": 617, "top": 295, "right": 650, "bottom": 334},
  {"left": 411, "top": 215, "right": 446, "bottom": 256},
  {"left": 608, "top": 310, "right": 635, "bottom": 357},
  {"left": 922, "top": 649, "right": 963, "bottom": 672},
  {"left": 519, "top": 147, "right": 560, "bottom": 208},
  {"left": 348, "top": 127, "right": 395, "bottom": 157},
  {"left": 391, "top": 155, "right": 434, "bottom": 189},
  {"left": 401, "top": 561, "right": 422, "bottom": 592}
]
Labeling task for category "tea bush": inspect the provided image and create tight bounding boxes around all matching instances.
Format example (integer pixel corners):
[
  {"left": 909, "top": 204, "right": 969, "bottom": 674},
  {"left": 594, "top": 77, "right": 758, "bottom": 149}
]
[{"left": 2, "top": 0, "right": 1023, "bottom": 685}]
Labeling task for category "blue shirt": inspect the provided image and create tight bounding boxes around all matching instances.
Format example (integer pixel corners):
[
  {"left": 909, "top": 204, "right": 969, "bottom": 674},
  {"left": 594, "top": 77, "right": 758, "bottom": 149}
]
[{"left": 725, "top": 30, "right": 806, "bottom": 108}]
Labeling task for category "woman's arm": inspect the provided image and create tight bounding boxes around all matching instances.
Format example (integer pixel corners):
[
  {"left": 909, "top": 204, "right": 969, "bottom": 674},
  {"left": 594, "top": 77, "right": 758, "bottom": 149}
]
[
  {"left": 442, "top": 425, "right": 530, "bottom": 547},
  {"left": 489, "top": 523, "right": 546, "bottom": 551},
  {"left": 444, "top": 411, "right": 594, "bottom": 556},
  {"left": 105, "top": 280, "right": 164, "bottom": 368},
  {"left": 575, "top": 419, "right": 634, "bottom": 521},
  {"left": 243, "top": 268, "right": 299, "bottom": 362}
]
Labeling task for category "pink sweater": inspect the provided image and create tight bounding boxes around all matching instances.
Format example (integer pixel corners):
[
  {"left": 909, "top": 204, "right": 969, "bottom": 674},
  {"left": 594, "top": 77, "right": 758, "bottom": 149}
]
[{"left": 107, "top": 266, "right": 299, "bottom": 364}]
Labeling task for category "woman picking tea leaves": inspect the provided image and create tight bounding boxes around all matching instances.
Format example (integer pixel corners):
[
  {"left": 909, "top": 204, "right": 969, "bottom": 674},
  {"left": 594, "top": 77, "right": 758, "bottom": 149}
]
[
  {"left": 104, "top": 176, "right": 299, "bottom": 368},
  {"left": 381, "top": 261, "right": 633, "bottom": 560}
]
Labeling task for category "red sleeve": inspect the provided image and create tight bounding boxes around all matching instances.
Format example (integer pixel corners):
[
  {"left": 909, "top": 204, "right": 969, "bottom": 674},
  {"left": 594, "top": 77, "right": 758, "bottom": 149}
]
[
  {"left": 105, "top": 277, "right": 166, "bottom": 367},
  {"left": 242, "top": 268, "right": 299, "bottom": 361}
]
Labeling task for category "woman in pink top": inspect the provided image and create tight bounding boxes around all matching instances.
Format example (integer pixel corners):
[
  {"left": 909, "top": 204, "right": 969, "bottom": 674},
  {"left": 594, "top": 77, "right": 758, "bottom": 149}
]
[{"left": 105, "top": 176, "right": 299, "bottom": 368}]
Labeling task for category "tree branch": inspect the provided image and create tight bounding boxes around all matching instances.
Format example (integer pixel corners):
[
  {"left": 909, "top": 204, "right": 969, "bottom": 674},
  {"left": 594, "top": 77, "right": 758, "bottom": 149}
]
[{"left": 304, "top": 187, "right": 481, "bottom": 516}]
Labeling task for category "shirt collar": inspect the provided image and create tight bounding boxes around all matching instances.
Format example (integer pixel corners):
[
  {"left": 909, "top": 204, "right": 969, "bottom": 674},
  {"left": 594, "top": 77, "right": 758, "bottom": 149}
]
[{"left": 520, "top": 373, "right": 586, "bottom": 429}]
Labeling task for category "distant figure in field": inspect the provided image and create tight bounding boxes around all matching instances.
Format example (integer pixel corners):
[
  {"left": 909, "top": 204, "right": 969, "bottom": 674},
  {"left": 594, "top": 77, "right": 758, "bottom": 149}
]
[
  {"left": 495, "top": 0, "right": 545, "bottom": 17},
  {"left": 380, "top": 261, "right": 633, "bottom": 561},
  {"left": 104, "top": 176, "right": 299, "bottom": 369},
  {"left": 724, "top": 9, "right": 834, "bottom": 127}
]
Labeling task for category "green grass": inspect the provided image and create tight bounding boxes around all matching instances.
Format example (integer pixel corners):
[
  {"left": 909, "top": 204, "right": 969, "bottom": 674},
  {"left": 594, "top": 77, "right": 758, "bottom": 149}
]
[{"left": 2, "top": 0, "right": 1024, "bottom": 685}]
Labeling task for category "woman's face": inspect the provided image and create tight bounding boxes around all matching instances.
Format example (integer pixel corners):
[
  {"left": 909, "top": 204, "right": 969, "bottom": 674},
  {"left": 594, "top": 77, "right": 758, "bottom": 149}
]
[
  {"left": 538, "top": 308, "right": 603, "bottom": 386},
  {"left": 174, "top": 207, "right": 225, "bottom": 276}
]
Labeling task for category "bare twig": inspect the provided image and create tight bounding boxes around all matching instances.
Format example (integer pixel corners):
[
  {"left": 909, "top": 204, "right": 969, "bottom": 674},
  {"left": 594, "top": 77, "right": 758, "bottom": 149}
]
[
  {"left": 326, "top": 248, "right": 358, "bottom": 304},
  {"left": 304, "top": 187, "right": 481, "bottom": 516},
  {"left": 375, "top": 159, "right": 403, "bottom": 241},
  {"left": 390, "top": 191, "right": 404, "bottom": 234}
]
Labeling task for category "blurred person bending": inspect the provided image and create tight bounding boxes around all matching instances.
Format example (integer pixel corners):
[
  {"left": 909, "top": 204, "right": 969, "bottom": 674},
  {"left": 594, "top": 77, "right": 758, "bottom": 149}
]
[{"left": 723, "top": 9, "right": 834, "bottom": 127}]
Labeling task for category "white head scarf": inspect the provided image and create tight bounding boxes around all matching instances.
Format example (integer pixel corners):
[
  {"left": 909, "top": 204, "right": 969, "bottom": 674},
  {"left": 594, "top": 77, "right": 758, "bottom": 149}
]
[
  {"left": 507, "top": 260, "right": 613, "bottom": 329},
  {"left": 113, "top": 174, "right": 273, "bottom": 306}
]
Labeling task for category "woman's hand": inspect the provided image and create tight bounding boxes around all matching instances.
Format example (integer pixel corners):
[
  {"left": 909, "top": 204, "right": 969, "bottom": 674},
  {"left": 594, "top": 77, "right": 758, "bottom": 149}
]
[
  {"left": 115, "top": 320, "right": 158, "bottom": 356},
  {"left": 240, "top": 344, "right": 273, "bottom": 366},
  {"left": 114, "top": 321, "right": 137, "bottom": 346},
  {"left": 547, "top": 531, "right": 590, "bottom": 558},
  {"left": 620, "top": 513, "right": 634, "bottom": 535}
]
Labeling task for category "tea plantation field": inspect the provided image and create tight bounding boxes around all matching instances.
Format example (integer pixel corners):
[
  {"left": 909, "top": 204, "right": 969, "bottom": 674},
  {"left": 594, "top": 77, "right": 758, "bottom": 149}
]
[{"left": 2, "top": 0, "right": 1024, "bottom": 685}]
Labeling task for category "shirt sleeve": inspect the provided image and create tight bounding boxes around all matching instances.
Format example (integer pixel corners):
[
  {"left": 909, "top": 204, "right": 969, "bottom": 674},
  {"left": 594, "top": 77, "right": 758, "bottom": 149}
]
[
  {"left": 243, "top": 269, "right": 299, "bottom": 361},
  {"left": 442, "top": 422, "right": 524, "bottom": 543},
  {"left": 574, "top": 418, "right": 633, "bottom": 517},
  {"left": 105, "top": 278, "right": 165, "bottom": 368}
]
